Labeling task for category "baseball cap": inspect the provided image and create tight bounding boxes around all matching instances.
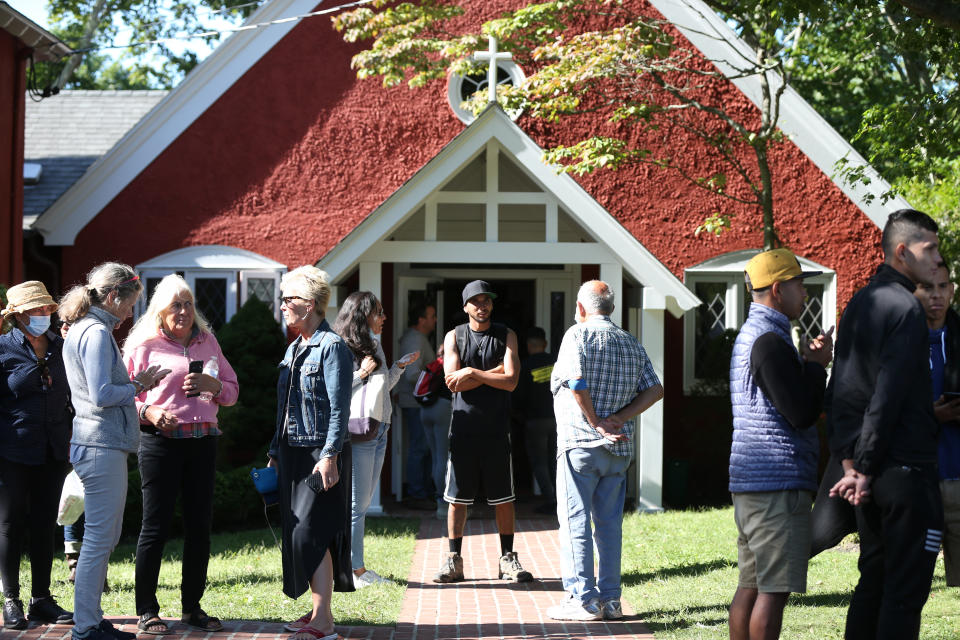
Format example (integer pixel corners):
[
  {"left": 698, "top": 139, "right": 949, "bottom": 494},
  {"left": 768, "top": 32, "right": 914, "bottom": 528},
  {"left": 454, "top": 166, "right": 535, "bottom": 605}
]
[
  {"left": 462, "top": 280, "right": 497, "bottom": 305},
  {"left": 744, "top": 248, "right": 822, "bottom": 291}
]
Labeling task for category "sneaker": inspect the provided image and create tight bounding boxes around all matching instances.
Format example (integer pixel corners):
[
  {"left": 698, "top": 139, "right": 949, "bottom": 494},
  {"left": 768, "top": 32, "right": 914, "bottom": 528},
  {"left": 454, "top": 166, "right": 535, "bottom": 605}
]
[
  {"left": 601, "top": 599, "right": 623, "bottom": 620},
  {"left": 98, "top": 619, "right": 137, "bottom": 640},
  {"left": 432, "top": 552, "right": 464, "bottom": 583},
  {"left": 353, "top": 569, "right": 390, "bottom": 588},
  {"left": 28, "top": 595, "right": 73, "bottom": 624},
  {"left": 498, "top": 551, "right": 533, "bottom": 582},
  {"left": 3, "top": 598, "right": 27, "bottom": 630},
  {"left": 547, "top": 595, "right": 602, "bottom": 621}
]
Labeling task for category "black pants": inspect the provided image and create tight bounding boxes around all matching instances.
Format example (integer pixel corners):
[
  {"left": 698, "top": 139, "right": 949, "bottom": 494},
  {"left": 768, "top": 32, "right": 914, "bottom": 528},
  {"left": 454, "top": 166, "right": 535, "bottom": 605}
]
[
  {"left": 810, "top": 453, "right": 857, "bottom": 557},
  {"left": 0, "top": 457, "right": 68, "bottom": 599},
  {"left": 845, "top": 464, "right": 943, "bottom": 640},
  {"left": 135, "top": 435, "right": 217, "bottom": 616}
]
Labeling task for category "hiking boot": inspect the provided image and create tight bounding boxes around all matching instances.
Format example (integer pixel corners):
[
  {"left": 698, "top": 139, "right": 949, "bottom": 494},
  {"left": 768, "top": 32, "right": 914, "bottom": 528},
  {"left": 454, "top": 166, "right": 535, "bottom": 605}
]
[
  {"left": 601, "top": 599, "right": 623, "bottom": 620},
  {"left": 28, "top": 595, "right": 73, "bottom": 624},
  {"left": 3, "top": 598, "right": 27, "bottom": 630},
  {"left": 432, "top": 552, "right": 464, "bottom": 583},
  {"left": 498, "top": 551, "right": 533, "bottom": 582},
  {"left": 547, "top": 595, "right": 602, "bottom": 621}
]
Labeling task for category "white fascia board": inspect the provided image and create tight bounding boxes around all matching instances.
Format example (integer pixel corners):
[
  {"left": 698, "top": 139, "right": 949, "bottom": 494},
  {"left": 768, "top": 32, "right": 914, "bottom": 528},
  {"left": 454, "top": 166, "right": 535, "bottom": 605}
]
[
  {"left": 32, "top": 0, "right": 315, "bottom": 245},
  {"left": 320, "top": 106, "right": 700, "bottom": 317},
  {"left": 647, "top": 0, "right": 910, "bottom": 228},
  {"left": 136, "top": 244, "right": 287, "bottom": 270}
]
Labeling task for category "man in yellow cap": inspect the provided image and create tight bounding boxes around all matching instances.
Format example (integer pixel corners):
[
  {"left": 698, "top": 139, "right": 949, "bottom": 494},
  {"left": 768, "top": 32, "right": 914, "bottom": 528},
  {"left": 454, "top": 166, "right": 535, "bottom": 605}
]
[{"left": 728, "top": 248, "right": 833, "bottom": 640}]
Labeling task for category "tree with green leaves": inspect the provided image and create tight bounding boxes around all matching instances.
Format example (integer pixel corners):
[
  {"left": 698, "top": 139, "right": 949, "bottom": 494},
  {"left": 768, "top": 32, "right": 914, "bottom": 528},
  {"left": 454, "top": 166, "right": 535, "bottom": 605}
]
[
  {"left": 30, "top": 0, "right": 257, "bottom": 90},
  {"left": 335, "top": 0, "right": 808, "bottom": 249}
]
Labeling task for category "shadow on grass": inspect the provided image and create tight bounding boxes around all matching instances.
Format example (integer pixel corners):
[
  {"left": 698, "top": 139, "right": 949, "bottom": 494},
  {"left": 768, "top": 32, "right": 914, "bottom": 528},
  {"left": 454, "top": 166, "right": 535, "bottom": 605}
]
[{"left": 622, "top": 558, "right": 736, "bottom": 585}]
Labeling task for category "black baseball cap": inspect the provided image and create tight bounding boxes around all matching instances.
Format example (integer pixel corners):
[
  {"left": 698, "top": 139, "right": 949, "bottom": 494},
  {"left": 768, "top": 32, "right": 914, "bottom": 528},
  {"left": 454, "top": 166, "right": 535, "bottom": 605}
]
[{"left": 462, "top": 280, "right": 497, "bottom": 305}]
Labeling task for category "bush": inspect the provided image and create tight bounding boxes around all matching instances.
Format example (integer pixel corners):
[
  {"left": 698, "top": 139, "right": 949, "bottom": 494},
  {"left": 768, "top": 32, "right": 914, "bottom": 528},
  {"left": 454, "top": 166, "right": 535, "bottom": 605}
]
[{"left": 215, "top": 296, "right": 287, "bottom": 469}]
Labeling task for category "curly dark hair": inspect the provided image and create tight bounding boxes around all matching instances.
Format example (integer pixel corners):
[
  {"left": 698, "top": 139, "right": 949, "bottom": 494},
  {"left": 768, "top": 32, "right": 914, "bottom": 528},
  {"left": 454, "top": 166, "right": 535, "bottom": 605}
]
[{"left": 332, "top": 291, "right": 383, "bottom": 370}]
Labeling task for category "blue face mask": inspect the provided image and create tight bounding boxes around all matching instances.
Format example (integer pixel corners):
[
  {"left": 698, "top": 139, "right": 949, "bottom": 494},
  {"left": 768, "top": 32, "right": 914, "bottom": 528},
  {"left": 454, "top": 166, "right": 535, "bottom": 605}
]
[
  {"left": 24, "top": 315, "right": 51, "bottom": 337},
  {"left": 370, "top": 329, "right": 380, "bottom": 342}
]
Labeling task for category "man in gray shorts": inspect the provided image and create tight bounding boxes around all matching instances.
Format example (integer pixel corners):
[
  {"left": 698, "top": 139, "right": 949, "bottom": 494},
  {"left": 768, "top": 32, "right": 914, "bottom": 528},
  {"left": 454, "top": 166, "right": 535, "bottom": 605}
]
[{"left": 727, "top": 249, "right": 833, "bottom": 640}]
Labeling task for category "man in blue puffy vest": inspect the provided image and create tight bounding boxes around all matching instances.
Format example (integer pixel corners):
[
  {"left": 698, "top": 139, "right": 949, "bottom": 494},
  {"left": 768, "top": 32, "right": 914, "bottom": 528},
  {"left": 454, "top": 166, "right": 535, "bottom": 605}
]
[{"left": 728, "top": 248, "right": 834, "bottom": 640}]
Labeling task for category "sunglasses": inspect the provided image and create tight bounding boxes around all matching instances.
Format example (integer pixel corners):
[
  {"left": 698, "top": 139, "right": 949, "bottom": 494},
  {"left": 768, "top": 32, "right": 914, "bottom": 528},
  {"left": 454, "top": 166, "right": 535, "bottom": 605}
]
[
  {"left": 279, "top": 296, "right": 309, "bottom": 306},
  {"left": 36, "top": 356, "right": 52, "bottom": 390}
]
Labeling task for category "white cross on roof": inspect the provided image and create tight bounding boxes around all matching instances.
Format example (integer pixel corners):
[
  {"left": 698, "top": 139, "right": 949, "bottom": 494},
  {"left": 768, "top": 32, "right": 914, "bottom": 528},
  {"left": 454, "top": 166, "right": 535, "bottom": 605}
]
[{"left": 473, "top": 36, "right": 512, "bottom": 104}]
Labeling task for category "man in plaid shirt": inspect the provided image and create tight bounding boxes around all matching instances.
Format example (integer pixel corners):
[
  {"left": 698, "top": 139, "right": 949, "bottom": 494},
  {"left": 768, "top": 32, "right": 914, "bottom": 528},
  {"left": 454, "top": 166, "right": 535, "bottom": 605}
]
[{"left": 548, "top": 280, "right": 664, "bottom": 621}]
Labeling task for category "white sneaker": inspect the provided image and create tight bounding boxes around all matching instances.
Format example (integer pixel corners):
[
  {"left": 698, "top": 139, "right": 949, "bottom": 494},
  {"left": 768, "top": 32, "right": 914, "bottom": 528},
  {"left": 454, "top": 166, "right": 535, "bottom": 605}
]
[
  {"left": 353, "top": 569, "right": 390, "bottom": 588},
  {"left": 601, "top": 599, "right": 623, "bottom": 620},
  {"left": 547, "top": 596, "right": 601, "bottom": 621}
]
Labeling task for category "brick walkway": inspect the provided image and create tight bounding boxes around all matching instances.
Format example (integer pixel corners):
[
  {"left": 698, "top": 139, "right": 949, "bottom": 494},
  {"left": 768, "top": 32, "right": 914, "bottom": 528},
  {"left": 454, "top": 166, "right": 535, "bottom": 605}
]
[{"left": 3, "top": 517, "right": 652, "bottom": 640}]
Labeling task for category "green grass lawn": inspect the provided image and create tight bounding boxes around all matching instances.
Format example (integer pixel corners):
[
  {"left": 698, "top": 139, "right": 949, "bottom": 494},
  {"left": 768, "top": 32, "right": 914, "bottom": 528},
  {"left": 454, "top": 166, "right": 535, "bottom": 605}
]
[
  {"left": 621, "top": 507, "right": 960, "bottom": 639},
  {"left": 31, "top": 516, "right": 417, "bottom": 628}
]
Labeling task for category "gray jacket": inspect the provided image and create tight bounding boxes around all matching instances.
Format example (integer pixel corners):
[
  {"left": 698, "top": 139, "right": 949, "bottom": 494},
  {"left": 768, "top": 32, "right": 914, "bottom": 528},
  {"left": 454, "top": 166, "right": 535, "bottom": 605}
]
[
  {"left": 395, "top": 327, "right": 435, "bottom": 408},
  {"left": 64, "top": 306, "right": 140, "bottom": 453}
]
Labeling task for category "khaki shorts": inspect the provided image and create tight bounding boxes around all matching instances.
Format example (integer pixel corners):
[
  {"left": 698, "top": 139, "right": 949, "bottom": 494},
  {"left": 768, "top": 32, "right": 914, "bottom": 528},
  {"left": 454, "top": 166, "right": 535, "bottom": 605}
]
[
  {"left": 733, "top": 490, "right": 813, "bottom": 593},
  {"left": 942, "top": 479, "right": 960, "bottom": 587}
]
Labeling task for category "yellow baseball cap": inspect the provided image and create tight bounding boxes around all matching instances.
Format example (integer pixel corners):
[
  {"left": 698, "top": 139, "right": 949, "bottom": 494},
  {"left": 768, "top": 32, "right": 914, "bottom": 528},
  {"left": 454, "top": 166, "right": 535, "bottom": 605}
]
[{"left": 744, "top": 248, "right": 821, "bottom": 291}]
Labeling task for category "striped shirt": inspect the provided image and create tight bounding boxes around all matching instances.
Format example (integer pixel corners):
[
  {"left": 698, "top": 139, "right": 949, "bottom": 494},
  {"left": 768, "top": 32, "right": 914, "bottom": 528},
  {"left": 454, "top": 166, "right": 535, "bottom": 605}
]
[{"left": 550, "top": 315, "right": 660, "bottom": 458}]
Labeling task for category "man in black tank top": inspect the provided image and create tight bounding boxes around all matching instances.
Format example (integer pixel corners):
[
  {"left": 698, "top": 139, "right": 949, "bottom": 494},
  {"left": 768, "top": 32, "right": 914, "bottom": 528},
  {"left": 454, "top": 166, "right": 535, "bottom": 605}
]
[{"left": 432, "top": 280, "right": 533, "bottom": 584}]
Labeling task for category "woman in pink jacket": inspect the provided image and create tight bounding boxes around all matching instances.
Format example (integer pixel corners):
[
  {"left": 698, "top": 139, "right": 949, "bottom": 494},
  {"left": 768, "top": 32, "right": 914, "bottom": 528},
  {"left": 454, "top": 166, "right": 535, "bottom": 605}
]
[{"left": 122, "top": 275, "right": 239, "bottom": 635}]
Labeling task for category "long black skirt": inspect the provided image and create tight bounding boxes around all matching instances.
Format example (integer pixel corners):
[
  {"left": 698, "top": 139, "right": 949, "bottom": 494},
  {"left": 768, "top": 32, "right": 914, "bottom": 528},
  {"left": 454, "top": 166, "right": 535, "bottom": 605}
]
[{"left": 278, "top": 437, "right": 354, "bottom": 598}]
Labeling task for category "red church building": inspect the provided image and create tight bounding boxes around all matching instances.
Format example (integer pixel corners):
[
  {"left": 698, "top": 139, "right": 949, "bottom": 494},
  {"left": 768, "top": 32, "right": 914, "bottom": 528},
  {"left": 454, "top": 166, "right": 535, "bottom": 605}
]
[{"left": 25, "top": 0, "right": 910, "bottom": 510}]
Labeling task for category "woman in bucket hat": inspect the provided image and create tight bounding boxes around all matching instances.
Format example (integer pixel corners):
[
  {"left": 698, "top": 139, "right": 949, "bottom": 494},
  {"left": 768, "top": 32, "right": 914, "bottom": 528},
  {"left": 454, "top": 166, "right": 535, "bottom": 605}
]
[{"left": 0, "top": 281, "right": 74, "bottom": 629}]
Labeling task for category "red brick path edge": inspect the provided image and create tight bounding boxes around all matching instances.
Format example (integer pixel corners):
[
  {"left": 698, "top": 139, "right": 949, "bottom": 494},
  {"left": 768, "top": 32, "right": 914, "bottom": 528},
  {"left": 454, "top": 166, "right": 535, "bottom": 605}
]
[{"left": 1, "top": 518, "right": 653, "bottom": 640}]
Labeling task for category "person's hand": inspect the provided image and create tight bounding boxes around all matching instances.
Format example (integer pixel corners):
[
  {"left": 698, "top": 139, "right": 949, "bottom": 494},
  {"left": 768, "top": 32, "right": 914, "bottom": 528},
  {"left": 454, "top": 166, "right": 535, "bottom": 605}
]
[
  {"left": 595, "top": 415, "right": 627, "bottom": 442},
  {"left": 934, "top": 395, "right": 960, "bottom": 423},
  {"left": 802, "top": 326, "right": 834, "bottom": 368},
  {"left": 829, "top": 467, "right": 872, "bottom": 505},
  {"left": 182, "top": 372, "right": 220, "bottom": 395},
  {"left": 267, "top": 455, "right": 277, "bottom": 470},
  {"left": 397, "top": 351, "right": 420, "bottom": 368},
  {"left": 359, "top": 356, "right": 378, "bottom": 378},
  {"left": 134, "top": 365, "right": 171, "bottom": 391},
  {"left": 445, "top": 368, "right": 473, "bottom": 392},
  {"left": 145, "top": 405, "right": 179, "bottom": 431},
  {"left": 312, "top": 456, "right": 339, "bottom": 490}
]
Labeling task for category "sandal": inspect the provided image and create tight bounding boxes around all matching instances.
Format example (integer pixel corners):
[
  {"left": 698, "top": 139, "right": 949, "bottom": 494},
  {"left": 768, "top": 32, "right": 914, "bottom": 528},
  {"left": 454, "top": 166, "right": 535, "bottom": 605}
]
[
  {"left": 137, "top": 614, "right": 170, "bottom": 636},
  {"left": 180, "top": 608, "right": 223, "bottom": 632},
  {"left": 283, "top": 613, "right": 312, "bottom": 632},
  {"left": 287, "top": 626, "right": 338, "bottom": 640}
]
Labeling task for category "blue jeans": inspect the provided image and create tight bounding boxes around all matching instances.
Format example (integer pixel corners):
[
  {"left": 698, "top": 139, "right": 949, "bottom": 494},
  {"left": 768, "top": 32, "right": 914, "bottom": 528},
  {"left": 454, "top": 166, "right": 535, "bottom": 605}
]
[
  {"left": 557, "top": 446, "right": 630, "bottom": 603},
  {"left": 402, "top": 407, "right": 431, "bottom": 499},
  {"left": 420, "top": 399, "right": 452, "bottom": 506},
  {"left": 351, "top": 423, "right": 389, "bottom": 570},
  {"left": 64, "top": 515, "right": 84, "bottom": 555},
  {"left": 71, "top": 446, "right": 128, "bottom": 634}
]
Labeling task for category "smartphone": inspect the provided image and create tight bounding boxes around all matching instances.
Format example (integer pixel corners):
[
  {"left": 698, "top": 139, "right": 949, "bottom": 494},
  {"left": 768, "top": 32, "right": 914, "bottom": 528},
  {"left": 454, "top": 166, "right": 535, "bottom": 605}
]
[
  {"left": 304, "top": 472, "right": 325, "bottom": 494},
  {"left": 185, "top": 360, "right": 203, "bottom": 397}
]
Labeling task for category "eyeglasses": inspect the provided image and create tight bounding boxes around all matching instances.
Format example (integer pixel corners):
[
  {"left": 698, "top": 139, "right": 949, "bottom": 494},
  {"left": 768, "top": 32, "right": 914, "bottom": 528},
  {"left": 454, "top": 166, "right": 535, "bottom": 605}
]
[
  {"left": 279, "top": 296, "right": 308, "bottom": 306},
  {"left": 36, "top": 356, "right": 52, "bottom": 390}
]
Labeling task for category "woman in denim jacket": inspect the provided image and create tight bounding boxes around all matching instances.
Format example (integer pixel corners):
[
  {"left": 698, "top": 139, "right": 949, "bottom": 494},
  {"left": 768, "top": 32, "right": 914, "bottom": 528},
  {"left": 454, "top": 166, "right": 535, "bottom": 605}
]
[{"left": 267, "top": 266, "right": 353, "bottom": 640}]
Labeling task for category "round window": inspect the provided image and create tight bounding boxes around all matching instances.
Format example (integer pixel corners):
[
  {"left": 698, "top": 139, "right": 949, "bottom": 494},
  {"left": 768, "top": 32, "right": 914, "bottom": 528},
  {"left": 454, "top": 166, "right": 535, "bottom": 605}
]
[{"left": 447, "top": 61, "right": 526, "bottom": 125}]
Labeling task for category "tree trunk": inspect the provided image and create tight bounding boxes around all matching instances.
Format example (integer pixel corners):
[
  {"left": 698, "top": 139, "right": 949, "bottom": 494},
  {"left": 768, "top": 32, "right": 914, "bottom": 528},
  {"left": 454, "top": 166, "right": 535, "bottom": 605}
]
[
  {"left": 755, "top": 143, "right": 778, "bottom": 251},
  {"left": 56, "top": 0, "right": 111, "bottom": 89}
]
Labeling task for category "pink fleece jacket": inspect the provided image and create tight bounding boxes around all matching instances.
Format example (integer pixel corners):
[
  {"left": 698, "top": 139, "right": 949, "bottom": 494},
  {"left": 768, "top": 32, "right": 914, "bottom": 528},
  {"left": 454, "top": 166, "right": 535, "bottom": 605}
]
[{"left": 124, "top": 329, "right": 239, "bottom": 425}]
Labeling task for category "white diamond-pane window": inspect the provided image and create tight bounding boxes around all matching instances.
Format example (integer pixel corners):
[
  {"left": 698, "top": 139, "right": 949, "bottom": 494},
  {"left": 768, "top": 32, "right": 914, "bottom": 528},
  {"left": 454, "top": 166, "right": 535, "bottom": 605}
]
[
  {"left": 694, "top": 281, "right": 731, "bottom": 379},
  {"left": 797, "top": 284, "right": 824, "bottom": 340},
  {"left": 195, "top": 278, "right": 227, "bottom": 330},
  {"left": 247, "top": 278, "right": 275, "bottom": 312}
]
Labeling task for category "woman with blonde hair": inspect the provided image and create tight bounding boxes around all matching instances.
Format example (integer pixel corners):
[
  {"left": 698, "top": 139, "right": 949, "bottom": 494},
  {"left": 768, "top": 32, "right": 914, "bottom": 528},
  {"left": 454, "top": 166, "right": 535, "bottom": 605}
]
[
  {"left": 60, "top": 263, "right": 169, "bottom": 640},
  {"left": 267, "top": 266, "right": 353, "bottom": 640},
  {"left": 0, "top": 281, "right": 73, "bottom": 629},
  {"left": 123, "top": 274, "right": 239, "bottom": 635}
]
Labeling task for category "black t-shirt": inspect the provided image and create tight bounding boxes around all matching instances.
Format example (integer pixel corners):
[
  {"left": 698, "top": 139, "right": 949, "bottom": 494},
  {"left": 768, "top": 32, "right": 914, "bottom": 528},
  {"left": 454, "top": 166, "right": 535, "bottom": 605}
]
[{"left": 515, "top": 351, "right": 557, "bottom": 422}]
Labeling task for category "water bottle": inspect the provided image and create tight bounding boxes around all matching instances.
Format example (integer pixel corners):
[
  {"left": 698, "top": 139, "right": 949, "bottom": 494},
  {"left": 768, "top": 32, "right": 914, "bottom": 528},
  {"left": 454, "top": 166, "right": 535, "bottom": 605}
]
[{"left": 201, "top": 356, "right": 219, "bottom": 402}]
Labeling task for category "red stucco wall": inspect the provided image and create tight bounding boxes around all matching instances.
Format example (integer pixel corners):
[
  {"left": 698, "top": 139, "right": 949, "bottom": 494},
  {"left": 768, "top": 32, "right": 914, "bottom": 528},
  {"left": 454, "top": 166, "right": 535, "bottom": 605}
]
[
  {"left": 1, "top": 29, "right": 25, "bottom": 286},
  {"left": 61, "top": 0, "right": 880, "bottom": 306}
]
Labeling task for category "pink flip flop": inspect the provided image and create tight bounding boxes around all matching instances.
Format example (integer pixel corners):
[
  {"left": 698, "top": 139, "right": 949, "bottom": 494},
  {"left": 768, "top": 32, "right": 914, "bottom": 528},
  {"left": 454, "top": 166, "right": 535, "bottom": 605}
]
[
  {"left": 286, "top": 626, "right": 338, "bottom": 640},
  {"left": 282, "top": 613, "right": 312, "bottom": 632}
]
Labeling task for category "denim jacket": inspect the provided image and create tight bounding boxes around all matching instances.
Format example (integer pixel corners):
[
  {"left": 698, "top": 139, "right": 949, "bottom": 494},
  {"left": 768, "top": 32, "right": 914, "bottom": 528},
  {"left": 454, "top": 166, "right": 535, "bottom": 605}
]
[{"left": 270, "top": 319, "right": 353, "bottom": 460}]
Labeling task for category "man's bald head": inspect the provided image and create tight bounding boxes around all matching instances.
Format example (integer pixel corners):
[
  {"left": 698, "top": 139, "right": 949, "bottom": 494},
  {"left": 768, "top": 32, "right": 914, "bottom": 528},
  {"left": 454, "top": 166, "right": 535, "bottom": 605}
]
[{"left": 577, "top": 280, "right": 615, "bottom": 316}]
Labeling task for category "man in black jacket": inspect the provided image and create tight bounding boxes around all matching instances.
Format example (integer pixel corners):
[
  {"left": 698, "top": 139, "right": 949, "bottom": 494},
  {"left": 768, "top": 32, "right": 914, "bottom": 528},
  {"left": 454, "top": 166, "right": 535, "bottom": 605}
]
[
  {"left": 914, "top": 263, "right": 960, "bottom": 588},
  {"left": 827, "top": 208, "right": 944, "bottom": 640}
]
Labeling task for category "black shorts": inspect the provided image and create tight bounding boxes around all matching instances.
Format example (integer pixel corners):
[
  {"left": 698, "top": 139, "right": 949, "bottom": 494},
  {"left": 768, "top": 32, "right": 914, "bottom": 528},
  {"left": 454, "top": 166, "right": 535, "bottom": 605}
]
[{"left": 444, "top": 431, "right": 515, "bottom": 506}]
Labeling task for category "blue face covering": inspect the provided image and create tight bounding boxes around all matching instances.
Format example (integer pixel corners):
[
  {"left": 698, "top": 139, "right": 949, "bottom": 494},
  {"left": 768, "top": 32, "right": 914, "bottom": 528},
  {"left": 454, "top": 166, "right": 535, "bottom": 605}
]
[
  {"left": 24, "top": 315, "right": 51, "bottom": 337},
  {"left": 370, "top": 329, "right": 381, "bottom": 342}
]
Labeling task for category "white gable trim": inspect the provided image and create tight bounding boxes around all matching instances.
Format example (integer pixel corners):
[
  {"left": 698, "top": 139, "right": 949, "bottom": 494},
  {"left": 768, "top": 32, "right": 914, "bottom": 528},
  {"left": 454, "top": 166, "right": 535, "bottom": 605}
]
[
  {"left": 318, "top": 105, "right": 699, "bottom": 318},
  {"left": 647, "top": 0, "right": 910, "bottom": 226},
  {"left": 32, "top": 0, "right": 314, "bottom": 245},
  {"left": 135, "top": 244, "right": 286, "bottom": 270}
]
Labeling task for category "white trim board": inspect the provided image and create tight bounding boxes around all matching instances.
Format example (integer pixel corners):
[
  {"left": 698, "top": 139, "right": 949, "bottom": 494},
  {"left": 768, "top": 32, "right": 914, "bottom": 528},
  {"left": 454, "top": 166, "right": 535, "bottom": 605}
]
[
  {"left": 317, "top": 105, "right": 700, "bottom": 318},
  {"left": 647, "top": 0, "right": 910, "bottom": 225},
  {"left": 32, "top": 0, "right": 318, "bottom": 245}
]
